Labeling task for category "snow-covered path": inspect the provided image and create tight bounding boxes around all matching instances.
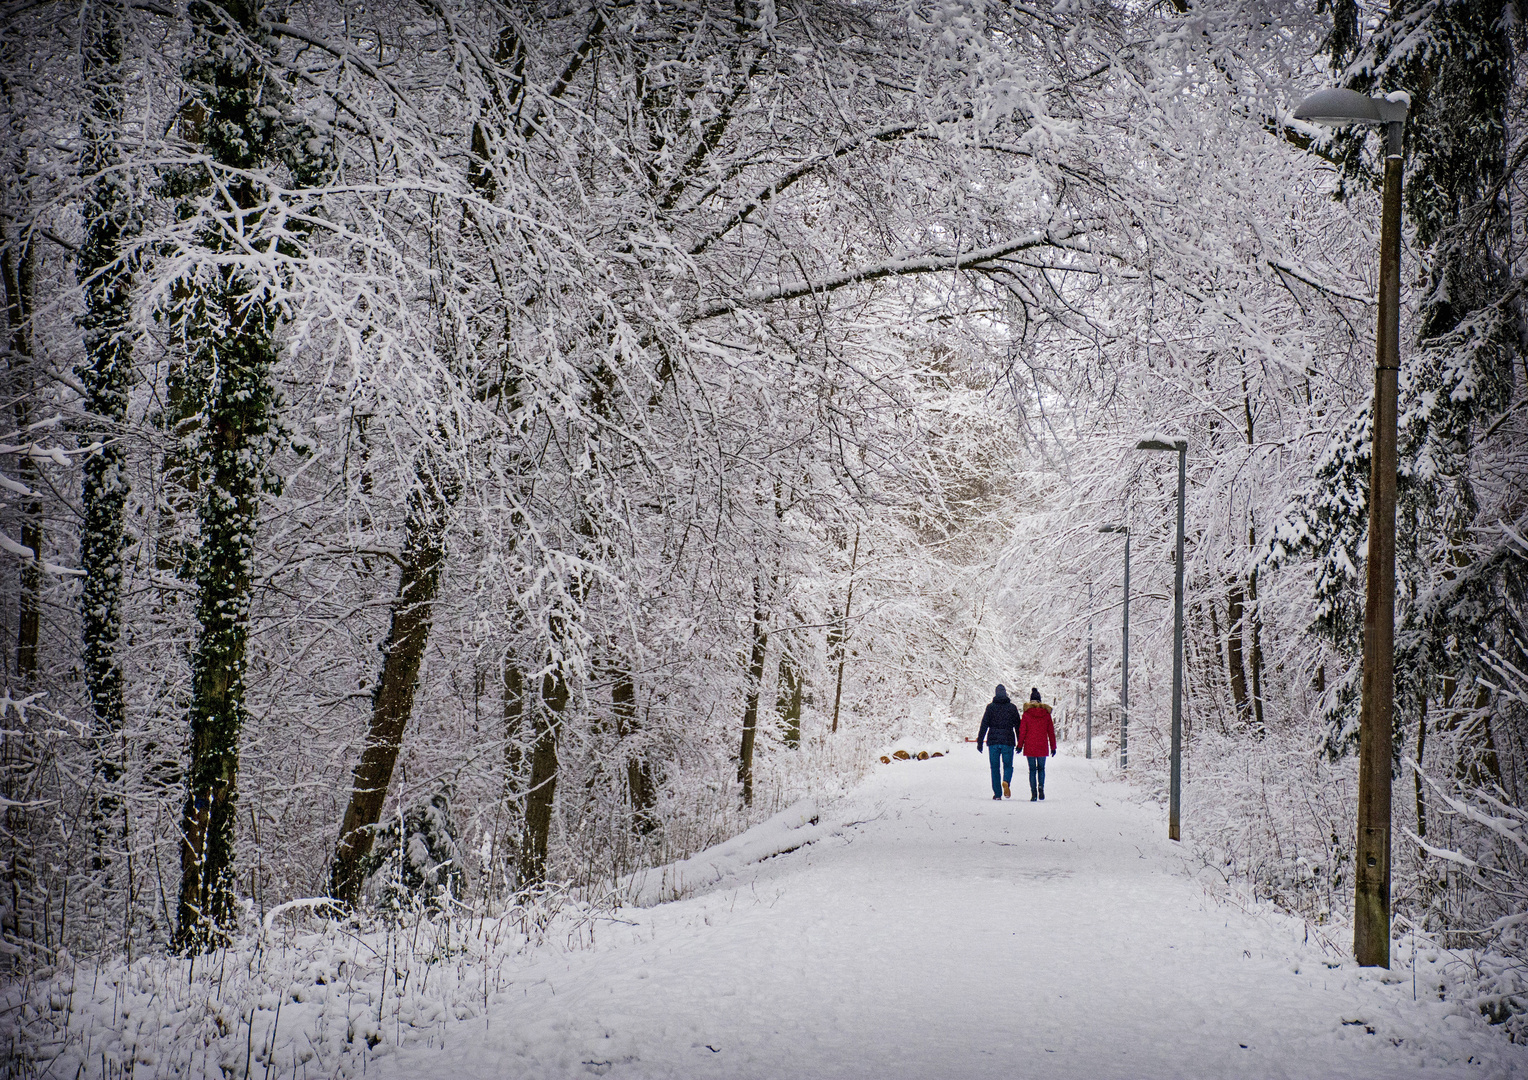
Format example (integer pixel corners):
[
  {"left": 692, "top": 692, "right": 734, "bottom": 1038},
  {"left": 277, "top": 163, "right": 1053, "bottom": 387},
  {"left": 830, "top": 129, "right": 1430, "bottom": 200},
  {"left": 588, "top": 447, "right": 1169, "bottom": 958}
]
[{"left": 382, "top": 749, "right": 1527, "bottom": 1079}]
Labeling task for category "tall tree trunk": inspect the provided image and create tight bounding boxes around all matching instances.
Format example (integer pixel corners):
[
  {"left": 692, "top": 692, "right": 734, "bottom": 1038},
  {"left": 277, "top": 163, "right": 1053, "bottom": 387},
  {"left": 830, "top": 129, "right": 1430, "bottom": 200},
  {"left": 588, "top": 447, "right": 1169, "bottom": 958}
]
[
  {"left": 519, "top": 660, "right": 567, "bottom": 889},
  {"left": 613, "top": 667, "right": 655, "bottom": 834},
  {"left": 1205, "top": 599, "right": 1229, "bottom": 734},
  {"left": 1414, "top": 695, "right": 1428, "bottom": 838},
  {"left": 1234, "top": 374, "right": 1264, "bottom": 738},
  {"left": 1439, "top": 676, "right": 1501, "bottom": 787},
  {"left": 329, "top": 10, "right": 531, "bottom": 905},
  {"left": 1225, "top": 578, "right": 1251, "bottom": 724},
  {"left": 738, "top": 576, "right": 768, "bottom": 806},
  {"left": 0, "top": 189, "right": 39, "bottom": 966},
  {"left": 172, "top": 287, "right": 277, "bottom": 951},
  {"left": 1246, "top": 567, "right": 1266, "bottom": 739},
  {"left": 76, "top": 3, "right": 134, "bottom": 872},
  {"left": 776, "top": 642, "right": 802, "bottom": 749},
  {"left": 0, "top": 237, "right": 38, "bottom": 683},
  {"left": 494, "top": 653, "right": 525, "bottom": 898},
  {"left": 829, "top": 526, "right": 859, "bottom": 734},
  {"left": 172, "top": 0, "right": 289, "bottom": 953},
  {"left": 330, "top": 454, "right": 454, "bottom": 904},
  {"left": 503, "top": 653, "right": 525, "bottom": 793}
]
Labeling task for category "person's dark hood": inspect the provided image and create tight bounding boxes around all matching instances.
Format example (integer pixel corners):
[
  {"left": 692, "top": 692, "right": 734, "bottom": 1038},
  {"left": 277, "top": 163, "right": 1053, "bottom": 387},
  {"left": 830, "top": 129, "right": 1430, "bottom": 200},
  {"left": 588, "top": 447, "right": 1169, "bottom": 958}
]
[{"left": 993, "top": 684, "right": 1010, "bottom": 703}]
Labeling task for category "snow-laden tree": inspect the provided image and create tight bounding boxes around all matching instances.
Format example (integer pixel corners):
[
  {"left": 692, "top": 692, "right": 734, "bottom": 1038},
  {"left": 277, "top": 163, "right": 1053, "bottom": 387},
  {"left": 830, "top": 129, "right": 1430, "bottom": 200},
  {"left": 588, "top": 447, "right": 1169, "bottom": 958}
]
[{"left": 0, "top": 0, "right": 1519, "bottom": 1015}]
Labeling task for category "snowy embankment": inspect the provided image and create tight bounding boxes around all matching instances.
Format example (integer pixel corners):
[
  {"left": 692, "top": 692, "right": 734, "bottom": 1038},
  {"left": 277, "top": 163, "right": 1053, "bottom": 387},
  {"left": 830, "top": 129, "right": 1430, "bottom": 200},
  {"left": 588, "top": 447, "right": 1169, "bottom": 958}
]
[
  {"left": 7, "top": 745, "right": 1527, "bottom": 1079},
  {"left": 621, "top": 738, "right": 953, "bottom": 907},
  {"left": 622, "top": 799, "right": 832, "bottom": 907}
]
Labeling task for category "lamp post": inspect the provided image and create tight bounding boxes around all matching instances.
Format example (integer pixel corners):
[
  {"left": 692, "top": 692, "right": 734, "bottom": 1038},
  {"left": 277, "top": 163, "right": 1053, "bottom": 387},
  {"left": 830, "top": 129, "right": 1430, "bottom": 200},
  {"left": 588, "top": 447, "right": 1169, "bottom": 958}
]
[
  {"left": 1136, "top": 439, "right": 1188, "bottom": 842},
  {"left": 1099, "top": 525, "right": 1130, "bottom": 770},
  {"left": 1292, "top": 86, "right": 1410, "bottom": 969},
  {"left": 1086, "top": 580, "right": 1094, "bottom": 760}
]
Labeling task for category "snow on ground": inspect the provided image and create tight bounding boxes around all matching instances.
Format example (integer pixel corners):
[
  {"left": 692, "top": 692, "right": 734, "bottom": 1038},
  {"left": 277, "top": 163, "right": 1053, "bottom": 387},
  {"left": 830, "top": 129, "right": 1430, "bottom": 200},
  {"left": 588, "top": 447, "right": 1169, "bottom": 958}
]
[{"left": 376, "top": 747, "right": 1528, "bottom": 1079}]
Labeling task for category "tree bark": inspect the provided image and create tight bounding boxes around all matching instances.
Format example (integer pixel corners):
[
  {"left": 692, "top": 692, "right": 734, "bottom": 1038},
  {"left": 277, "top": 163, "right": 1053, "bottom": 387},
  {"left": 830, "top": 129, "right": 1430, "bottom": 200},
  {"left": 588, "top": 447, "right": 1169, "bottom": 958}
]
[
  {"left": 1226, "top": 579, "right": 1251, "bottom": 724},
  {"left": 738, "top": 576, "right": 768, "bottom": 806},
  {"left": 1445, "top": 681, "right": 1501, "bottom": 790},
  {"left": 613, "top": 667, "right": 655, "bottom": 834},
  {"left": 776, "top": 643, "right": 803, "bottom": 749},
  {"left": 173, "top": 0, "right": 287, "bottom": 953},
  {"left": 490, "top": 652, "right": 526, "bottom": 900},
  {"left": 518, "top": 662, "right": 567, "bottom": 889},
  {"left": 1203, "top": 599, "right": 1229, "bottom": 733},
  {"left": 76, "top": 3, "right": 134, "bottom": 871},
  {"left": 830, "top": 527, "right": 859, "bottom": 734},
  {"left": 330, "top": 454, "right": 454, "bottom": 904},
  {"left": 503, "top": 653, "right": 525, "bottom": 798},
  {"left": 0, "top": 237, "right": 38, "bottom": 684},
  {"left": 1247, "top": 568, "right": 1266, "bottom": 739},
  {"left": 1414, "top": 695, "right": 1428, "bottom": 838}
]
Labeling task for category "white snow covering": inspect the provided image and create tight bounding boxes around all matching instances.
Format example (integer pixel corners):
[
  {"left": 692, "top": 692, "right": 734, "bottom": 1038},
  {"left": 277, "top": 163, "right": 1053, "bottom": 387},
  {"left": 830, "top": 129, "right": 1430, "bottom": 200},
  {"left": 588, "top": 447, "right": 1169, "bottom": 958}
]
[
  {"left": 379, "top": 748, "right": 1526, "bottom": 1079},
  {"left": 623, "top": 800, "right": 832, "bottom": 907},
  {"left": 15, "top": 748, "right": 1528, "bottom": 1078}
]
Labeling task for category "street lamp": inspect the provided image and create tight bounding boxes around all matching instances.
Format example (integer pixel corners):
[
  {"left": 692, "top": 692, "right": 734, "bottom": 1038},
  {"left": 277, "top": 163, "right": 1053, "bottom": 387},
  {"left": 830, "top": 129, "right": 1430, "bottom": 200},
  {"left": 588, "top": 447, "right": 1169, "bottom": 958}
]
[
  {"left": 1137, "top": 438, "right": 1187, "bottom": 843},
  {"left": 1086, "top": 580, "right": 1093, "bottom": 760},
  {"left": 1292, "top": 86, "right": 1410, "bottom": 969},
  {"left": 1098, "top": 525, "right": 1130, "bottom": 771}
]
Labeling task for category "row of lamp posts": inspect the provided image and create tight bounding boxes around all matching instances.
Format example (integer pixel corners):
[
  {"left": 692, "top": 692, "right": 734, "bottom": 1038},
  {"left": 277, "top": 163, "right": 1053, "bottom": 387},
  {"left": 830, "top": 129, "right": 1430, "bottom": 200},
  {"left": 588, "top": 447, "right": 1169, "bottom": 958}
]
[
  {"left": 1080, "top": 86, "right": 1408, "bottom": 967},
  {"left": 1091, "top": 439, "right": 1183, "bottom": 839}
]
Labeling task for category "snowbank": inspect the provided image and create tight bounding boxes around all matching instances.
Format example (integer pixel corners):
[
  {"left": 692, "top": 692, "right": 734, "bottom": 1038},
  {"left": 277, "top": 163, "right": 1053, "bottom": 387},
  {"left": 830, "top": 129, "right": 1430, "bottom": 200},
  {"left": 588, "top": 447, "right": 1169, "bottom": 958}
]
[{"left": 622, "top": 799, "right": 837, "bottom": 907}]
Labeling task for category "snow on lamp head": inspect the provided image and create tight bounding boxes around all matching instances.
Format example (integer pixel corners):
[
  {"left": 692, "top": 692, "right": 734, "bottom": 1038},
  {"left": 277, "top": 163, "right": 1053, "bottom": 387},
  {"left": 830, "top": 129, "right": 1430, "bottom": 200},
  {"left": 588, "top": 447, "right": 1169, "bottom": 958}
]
[{"left": 1292, "top": 89, "right": 1411, "bottom": 154}]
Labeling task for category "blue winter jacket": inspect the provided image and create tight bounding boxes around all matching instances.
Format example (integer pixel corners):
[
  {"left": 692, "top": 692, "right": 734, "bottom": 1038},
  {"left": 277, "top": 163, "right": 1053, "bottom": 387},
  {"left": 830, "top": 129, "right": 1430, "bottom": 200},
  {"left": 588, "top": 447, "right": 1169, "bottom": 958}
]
[{"left": 977, "top": 694, "right": 1021, "bottom": 746}]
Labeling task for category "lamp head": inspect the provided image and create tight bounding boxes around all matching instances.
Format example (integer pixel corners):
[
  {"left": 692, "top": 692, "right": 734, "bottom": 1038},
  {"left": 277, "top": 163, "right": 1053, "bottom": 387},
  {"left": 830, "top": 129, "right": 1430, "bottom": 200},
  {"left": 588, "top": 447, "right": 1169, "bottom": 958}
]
[
  {"left": 1136, "top": 439, "right": 1186, "bottom": 453},
  {"left": 1293, "top": 88, "right": 1410, "bottom": 126},
  {"left": 1098, "top": 525, "right": 1129, "bottom": 534}
]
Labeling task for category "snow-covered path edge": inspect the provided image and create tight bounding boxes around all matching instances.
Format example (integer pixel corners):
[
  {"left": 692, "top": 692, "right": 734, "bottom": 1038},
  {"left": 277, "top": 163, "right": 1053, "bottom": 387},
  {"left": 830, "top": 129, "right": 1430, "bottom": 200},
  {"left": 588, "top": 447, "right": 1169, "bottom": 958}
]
[
  {"left": 377, "top": 747, "right": 1528, "bottom": 1080},
  {"left": 620, "top": 798, "right": 839, "bottom": 908}
]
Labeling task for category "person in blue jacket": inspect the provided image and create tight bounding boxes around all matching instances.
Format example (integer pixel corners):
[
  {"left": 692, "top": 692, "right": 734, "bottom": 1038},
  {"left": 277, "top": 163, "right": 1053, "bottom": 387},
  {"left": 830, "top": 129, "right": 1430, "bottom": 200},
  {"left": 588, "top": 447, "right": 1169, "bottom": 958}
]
[{"left": 976, "top": 684, "right": 1021, "bottom": 800}]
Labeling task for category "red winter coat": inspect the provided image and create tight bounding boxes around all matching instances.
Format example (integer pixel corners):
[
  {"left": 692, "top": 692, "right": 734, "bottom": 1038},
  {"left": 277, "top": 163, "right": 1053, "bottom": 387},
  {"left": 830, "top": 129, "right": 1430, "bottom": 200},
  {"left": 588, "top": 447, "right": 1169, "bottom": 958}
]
[{"left": 1019, "top": 703, "right": 1056, "bottom": 757}]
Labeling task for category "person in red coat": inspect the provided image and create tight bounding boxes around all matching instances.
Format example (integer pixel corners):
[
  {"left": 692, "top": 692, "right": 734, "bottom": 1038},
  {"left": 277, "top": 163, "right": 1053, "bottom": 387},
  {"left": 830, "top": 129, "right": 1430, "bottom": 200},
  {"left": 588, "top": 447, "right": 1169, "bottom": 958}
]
[{"left": 1019, "top": 688, "right": 1057, "bottom": 801}]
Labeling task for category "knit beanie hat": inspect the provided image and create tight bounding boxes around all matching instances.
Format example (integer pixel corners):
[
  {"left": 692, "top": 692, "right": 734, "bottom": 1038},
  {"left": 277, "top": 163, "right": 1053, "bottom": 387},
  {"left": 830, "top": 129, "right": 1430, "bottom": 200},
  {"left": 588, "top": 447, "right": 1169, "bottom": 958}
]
[
  {"left": 1030, "top": 687, "right": 1042, "bottom": 702},
  {"left": 995, "top": 684, "right": 1007, "bottom": 698}
]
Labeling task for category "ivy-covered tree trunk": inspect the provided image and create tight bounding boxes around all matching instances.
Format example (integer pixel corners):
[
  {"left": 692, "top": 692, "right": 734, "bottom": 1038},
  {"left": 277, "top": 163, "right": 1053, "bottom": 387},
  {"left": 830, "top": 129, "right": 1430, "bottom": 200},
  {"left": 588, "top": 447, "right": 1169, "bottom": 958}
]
[
  {"left": 76, "top": 2, "right": 134, "bottom": 869},
  {"left": 173, "top": 309, "right": 275, "bottom": 951},
  {"left": 330, "top": 455, "right": 454, "bottom": 904},
  {"left": 171, "top": 0, "right": 284, "bottom": 954}
]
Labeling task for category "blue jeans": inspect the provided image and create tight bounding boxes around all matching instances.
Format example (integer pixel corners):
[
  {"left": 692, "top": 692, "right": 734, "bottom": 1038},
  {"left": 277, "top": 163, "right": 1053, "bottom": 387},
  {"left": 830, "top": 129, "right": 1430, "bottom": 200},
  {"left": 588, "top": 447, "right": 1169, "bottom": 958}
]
[
  {"left": 1027, "top": 756, "right": 1047, "bottom": 796},
  {"left": 988, "top": 744, "right": 1014, "bottom": 797}
]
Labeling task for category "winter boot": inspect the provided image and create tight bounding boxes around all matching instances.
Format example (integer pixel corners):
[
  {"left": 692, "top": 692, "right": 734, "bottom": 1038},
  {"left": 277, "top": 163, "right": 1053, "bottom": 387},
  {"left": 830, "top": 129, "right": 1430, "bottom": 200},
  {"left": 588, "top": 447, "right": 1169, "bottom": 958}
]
[
  {"left": 1002, "top": 781, "right": 1011, "bottom": 799},
  {"left": 1030, "top": 786, "right": 1038, "bottom": 802},
  {"left": 1039, "top": 785, "right": 1045, "bottom": 801}
]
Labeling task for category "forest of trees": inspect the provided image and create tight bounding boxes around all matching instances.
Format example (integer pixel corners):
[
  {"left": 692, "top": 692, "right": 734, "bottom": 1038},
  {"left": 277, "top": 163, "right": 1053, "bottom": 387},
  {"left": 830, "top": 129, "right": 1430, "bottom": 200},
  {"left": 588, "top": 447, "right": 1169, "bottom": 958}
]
[{"left": 0, "top": 0, "right": 1521, "bottom": 1012}]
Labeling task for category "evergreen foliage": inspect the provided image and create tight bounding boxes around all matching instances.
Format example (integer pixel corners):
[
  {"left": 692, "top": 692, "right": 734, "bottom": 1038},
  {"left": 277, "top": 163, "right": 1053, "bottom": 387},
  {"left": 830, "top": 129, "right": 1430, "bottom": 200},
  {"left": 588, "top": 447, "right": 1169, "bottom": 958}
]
[
  {"left": 360, "top": 790, "right": 464, "bottom": 917},
  {"left": 1282, "top": 0, "right": 1526, "bottom": 756}
]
